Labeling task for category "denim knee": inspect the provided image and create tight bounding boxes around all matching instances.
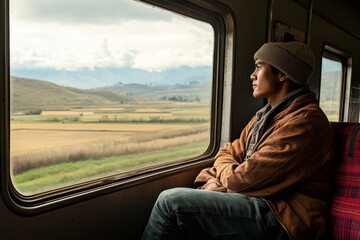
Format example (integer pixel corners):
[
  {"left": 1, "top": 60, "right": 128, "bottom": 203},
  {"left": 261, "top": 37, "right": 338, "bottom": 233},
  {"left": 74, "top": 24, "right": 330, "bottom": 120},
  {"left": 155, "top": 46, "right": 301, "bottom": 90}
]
[{"left": 155, "top": 188, "right": 189, "bottom": 214}]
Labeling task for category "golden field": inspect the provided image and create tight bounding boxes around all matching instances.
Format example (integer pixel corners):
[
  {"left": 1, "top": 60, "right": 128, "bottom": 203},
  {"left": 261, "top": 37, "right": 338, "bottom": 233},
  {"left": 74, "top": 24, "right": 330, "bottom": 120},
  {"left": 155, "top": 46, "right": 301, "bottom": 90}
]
[
  {"left": 10, "top": 106, "right": 210, "bottom": 175},
  {"left": 11, "top": 122, "right": 198, "bottom": 154}
]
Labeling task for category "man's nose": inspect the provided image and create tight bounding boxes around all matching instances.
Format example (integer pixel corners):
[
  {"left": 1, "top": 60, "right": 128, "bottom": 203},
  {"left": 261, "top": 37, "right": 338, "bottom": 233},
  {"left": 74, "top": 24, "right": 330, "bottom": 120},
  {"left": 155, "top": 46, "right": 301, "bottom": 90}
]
[{"left": 250, "top": 72, "right": 256, "bottom": 81}]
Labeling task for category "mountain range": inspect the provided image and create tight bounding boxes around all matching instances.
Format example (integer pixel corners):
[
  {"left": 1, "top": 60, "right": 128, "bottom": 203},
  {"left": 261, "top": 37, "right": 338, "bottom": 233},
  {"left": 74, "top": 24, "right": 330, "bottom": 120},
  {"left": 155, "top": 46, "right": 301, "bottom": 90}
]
[{"left": 11, "top": 66, "right": 212, "bottom": 89}]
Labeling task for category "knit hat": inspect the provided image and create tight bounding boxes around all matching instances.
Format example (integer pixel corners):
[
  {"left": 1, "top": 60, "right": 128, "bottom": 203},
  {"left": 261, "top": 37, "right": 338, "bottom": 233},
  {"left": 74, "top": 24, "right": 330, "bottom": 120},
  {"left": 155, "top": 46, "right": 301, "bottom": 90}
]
[{"left": 254, "top": 42, "right": 315, "bottom": 85}]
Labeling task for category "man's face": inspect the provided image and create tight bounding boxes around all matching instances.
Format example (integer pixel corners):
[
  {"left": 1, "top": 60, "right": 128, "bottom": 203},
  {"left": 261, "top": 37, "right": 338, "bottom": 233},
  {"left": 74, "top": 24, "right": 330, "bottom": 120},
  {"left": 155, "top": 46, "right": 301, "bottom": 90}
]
[{"left": 250, "top": 60, "right": 282, "bottom": 100}]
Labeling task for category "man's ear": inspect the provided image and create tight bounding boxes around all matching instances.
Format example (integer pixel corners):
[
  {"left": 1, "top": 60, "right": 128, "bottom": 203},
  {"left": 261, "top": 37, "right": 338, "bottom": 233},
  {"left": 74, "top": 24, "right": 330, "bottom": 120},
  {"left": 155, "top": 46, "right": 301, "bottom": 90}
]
[{"left": 278, "top": 72, "right": 289, "bottom": 82}]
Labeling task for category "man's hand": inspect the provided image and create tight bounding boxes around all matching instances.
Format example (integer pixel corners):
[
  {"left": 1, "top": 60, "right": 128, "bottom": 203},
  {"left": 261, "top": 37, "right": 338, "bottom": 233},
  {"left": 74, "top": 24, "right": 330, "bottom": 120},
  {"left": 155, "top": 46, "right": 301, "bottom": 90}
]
[{"left": 200, "top": 179, "right": 227, "bottom": 192}]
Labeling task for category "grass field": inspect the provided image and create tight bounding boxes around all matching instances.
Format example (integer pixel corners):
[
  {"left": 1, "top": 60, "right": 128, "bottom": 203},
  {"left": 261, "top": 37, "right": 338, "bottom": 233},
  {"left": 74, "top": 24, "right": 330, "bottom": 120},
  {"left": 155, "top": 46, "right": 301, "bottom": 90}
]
[
  {"left": 13, "top": 141, "right": 207, "bottom": 194},
  {"left": 11, "top": 105, "right": 211, "bottom": 195}
]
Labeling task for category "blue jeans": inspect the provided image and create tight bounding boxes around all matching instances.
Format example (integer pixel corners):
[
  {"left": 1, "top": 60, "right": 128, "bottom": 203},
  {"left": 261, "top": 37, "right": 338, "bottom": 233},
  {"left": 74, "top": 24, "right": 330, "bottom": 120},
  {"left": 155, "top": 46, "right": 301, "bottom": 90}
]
[{"left": 142, "top": 188, "right": 289, "bottom": 240}]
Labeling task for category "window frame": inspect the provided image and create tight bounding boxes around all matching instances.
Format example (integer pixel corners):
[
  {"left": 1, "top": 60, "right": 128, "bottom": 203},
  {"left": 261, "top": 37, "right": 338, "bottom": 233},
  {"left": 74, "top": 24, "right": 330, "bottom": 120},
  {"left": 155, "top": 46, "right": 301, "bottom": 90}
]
[
  {"left": 0, "top": 0, "right": 234, "bottom": 214},
  {"left": 320, "top": 44, "right": 352, "bottom": 122}
]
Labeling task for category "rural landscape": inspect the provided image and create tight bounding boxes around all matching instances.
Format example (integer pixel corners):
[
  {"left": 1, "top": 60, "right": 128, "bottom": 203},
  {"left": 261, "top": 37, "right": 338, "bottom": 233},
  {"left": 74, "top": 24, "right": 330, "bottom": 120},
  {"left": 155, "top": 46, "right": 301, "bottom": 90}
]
[{"left": 10, "top": 76, "right": 212, "bottom": 195}]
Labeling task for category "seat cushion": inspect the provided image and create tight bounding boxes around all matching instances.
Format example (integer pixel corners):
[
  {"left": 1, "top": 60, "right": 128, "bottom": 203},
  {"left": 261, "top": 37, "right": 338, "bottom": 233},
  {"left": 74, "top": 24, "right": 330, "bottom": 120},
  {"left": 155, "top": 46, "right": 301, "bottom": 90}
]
[{"left": 329, "top": 122, "right": 360, "bottom": 240}]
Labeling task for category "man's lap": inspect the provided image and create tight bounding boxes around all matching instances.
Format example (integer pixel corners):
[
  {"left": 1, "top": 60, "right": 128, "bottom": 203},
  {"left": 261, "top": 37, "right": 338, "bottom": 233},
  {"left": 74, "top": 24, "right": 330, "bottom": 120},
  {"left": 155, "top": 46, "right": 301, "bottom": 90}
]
[{"left": 142, "top": 187, "right": 289, "bottom": 240}]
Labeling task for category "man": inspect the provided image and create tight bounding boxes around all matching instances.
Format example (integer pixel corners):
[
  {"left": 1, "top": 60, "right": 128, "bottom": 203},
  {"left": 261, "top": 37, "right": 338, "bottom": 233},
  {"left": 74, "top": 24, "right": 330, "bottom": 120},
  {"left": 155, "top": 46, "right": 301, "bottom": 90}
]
[{"left": 142, "top": 42, "right": 334, "bottom": 240}]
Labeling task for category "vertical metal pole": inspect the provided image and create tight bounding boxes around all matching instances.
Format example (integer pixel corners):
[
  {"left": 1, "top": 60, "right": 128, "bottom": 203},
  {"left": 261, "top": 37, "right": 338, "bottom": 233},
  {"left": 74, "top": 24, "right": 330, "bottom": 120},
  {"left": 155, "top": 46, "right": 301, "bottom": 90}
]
[
  {"left": 305, "top": 0, "right": 314, "bottom": 44},
  {"left": 266, "top": 0, "right": 274, "bottom": 42}
]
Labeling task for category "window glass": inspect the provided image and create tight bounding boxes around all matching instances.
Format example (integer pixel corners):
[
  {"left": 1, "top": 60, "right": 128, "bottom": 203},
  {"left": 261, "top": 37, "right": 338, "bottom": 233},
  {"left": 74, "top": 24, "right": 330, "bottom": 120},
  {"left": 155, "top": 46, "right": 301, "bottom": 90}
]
[
  {"left": 10, "top": 0, "right": 214, "bottom": 195},
  {"left": 319, "top": 57, "right": 343, "bottom": 121},
  {"left": 349, "top": 86, "right": 360, "bottom": 122}
]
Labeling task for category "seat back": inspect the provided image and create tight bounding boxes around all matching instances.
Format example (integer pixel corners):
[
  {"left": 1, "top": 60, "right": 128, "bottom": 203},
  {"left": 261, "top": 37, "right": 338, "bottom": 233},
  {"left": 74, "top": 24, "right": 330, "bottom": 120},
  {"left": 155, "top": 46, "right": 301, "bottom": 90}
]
[{"left": 329, "top": 122, "right": 360, "bottom": 240}]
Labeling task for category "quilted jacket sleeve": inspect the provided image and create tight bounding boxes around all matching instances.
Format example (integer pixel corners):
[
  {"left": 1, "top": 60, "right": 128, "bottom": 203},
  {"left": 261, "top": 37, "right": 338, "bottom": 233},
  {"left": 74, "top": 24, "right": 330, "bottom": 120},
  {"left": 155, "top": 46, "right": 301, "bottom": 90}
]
[{"left": 194, "top": 117, "right": 255, "bottom": 187}]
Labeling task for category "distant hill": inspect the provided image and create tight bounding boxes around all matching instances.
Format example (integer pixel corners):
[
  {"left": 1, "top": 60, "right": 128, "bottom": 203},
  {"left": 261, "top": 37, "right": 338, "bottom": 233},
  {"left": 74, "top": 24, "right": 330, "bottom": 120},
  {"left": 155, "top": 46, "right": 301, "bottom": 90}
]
[
  {"left": 10, "top": 76, "right": 211, "bottom": 114},
  {"left": 11, "top": 66, "right": 212, "bottom": 89},
  {"left": 105, "top": 80, "right": 211, "bottom": 103},
  {"left": 11, "top": 77, "right": 135, "bottom": 113},
  {"left": 319, "top": 71, "right": 341, "bottom": 101}
]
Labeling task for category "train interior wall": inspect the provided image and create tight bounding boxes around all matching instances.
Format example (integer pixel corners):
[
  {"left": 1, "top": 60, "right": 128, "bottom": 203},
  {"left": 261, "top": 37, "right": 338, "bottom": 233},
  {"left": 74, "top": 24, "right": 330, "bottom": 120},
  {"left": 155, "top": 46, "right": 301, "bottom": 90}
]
[{"left": 0, "top": 0, "right": 359, "bottom": 239}]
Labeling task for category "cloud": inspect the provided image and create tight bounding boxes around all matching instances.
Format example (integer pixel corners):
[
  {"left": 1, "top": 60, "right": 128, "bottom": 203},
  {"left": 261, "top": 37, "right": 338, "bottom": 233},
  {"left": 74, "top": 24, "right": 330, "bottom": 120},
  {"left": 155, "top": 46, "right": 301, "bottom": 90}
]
[
  {"left": 10, "top": 0, "right": 214, "bottom": 72},
  {"left": 11, "top": 0, "right": 173, "bottom": 24}
]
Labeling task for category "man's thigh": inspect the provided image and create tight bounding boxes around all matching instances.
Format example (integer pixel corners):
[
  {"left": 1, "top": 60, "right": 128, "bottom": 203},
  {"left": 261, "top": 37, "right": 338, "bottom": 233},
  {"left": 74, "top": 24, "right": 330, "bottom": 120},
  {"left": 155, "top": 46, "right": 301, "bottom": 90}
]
[{"left": 144, "top": 187, "right": 288, "bottom": 240}]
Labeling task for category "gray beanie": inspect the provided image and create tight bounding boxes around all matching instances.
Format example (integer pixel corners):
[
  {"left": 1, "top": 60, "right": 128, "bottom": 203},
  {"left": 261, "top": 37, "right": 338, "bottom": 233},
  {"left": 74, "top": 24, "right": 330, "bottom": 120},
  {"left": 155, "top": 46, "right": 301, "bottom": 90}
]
[{"left": 254, "top": 42, "right": 315, "bottom": 85}]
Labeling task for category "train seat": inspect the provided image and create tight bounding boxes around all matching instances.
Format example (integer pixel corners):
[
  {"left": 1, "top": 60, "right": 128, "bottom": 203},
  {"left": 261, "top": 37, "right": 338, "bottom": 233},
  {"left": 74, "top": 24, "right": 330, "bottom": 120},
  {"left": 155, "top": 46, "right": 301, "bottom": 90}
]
[{"left": 328, "top": 122, "right": 360, "bottom": 239}]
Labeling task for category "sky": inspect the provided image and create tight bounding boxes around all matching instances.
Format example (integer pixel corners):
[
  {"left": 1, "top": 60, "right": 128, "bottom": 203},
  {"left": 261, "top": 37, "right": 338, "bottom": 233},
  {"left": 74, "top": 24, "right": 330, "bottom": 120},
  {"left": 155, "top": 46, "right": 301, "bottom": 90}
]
[
  {"left": 10, "top": 0, "right": 214, "bottom": 72},
  {"left": 321, "top": 58, "right": 342, "bottom": 73}
]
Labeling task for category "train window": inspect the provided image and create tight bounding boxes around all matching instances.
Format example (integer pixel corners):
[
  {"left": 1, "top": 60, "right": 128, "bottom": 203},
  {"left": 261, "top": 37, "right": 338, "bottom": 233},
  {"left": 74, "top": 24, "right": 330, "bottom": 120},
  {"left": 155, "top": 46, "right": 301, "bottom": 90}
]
[
  {"left": 319, "top": 47, "right": 351, "bottom": 122},
  {"left": 9, "top": 0, "right": 216, "bottom": 196},
  {"left": 319, "top": 56, "right": 343, "bottom": 121}
]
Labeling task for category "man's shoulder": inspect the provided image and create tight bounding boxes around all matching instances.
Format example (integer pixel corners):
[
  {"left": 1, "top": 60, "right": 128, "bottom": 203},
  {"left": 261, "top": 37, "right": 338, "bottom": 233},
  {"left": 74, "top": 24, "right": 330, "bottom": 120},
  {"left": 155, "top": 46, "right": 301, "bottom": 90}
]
[{"left": 279, "top": 102, "right": 332, "bottom": 131}]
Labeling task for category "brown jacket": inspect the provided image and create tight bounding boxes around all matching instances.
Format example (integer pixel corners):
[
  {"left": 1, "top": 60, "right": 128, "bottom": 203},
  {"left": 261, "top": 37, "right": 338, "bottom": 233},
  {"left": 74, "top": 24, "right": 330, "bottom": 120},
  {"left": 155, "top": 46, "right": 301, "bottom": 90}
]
[{"left": 194, "top": 92, "right": 334, "bottom": 239}]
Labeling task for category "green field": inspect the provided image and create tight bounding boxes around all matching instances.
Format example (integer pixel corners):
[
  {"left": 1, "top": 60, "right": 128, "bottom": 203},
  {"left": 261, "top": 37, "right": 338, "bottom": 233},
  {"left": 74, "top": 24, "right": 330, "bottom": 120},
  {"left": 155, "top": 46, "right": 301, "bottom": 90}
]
[{"left": 13, "top": 141, "right": 207, "bottom": 195}]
